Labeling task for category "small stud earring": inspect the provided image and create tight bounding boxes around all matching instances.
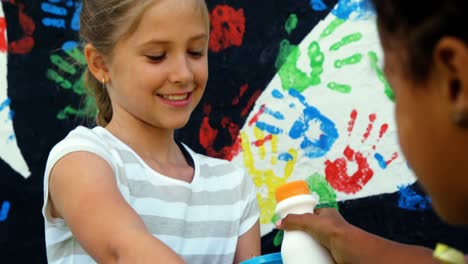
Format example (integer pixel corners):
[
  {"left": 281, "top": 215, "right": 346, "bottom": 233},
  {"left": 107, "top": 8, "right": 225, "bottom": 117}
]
[
  {"left": 102, "top": 78, "right": 106, "bottom": 89},
  {"left": 453, "top": 110, "right": 468, "bottom": 129}
]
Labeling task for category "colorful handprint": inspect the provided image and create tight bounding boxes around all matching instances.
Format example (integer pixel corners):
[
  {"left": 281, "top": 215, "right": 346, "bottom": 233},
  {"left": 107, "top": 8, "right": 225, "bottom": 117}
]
[
  {"left": 3, "top": 0, "right": 35, "bottom": 54},
  {"left": 198, "top": 84, "right": 261, "bottom": 160},
  {"left": 240, "top": 129, "right": 298, "bottom": 225},
  {"left": 209, "top": 4, "right": 245, "bottom": 52},
  {"left": 41, "top": 0, "right": 81, "bottom": 31},
  {"left": 324, "top": 109, "right": 398, "bottom": 194},
  {"left": 41, "top": 0, "right": 96, "bottom": 120},
  {"left": 253, "top": 88, "right": 338, "bottom": 159}
]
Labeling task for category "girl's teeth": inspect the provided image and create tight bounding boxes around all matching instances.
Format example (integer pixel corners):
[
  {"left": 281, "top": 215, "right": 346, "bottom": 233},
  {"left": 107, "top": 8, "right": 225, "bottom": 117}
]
[{"left": 161, "top": 94, "right": 188, "bottom": 100}]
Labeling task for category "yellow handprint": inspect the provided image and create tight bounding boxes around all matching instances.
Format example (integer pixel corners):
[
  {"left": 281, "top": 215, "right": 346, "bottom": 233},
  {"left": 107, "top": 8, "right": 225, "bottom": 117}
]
[{"left": 240, "top": 128, "right": 298, "bottom": 224}]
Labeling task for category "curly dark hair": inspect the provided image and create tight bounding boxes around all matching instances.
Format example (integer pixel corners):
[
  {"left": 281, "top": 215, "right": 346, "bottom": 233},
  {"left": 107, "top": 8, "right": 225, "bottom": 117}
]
[{"left": 371, "top": 0, "right": 467, "bottom": 81}]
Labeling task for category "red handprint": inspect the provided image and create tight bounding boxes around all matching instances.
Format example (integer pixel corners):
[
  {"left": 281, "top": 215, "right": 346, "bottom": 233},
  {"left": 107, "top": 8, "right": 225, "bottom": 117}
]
[
  {"left": 209, "top": 5, "right": 245, "bottom": 52},
  {"left": 0, "top": 17, "right": 7, "bottom": 52},
  {"left": 199, "top": 103, "right": 241, "bottom": 160},
  {"left": 324, "top": 109, "right": 398, "bottom": 194},
  {"left": 199, "top": 84, "right": 261, "bottom": 160},
  {"left": 4, "top": 0, "right": 36, "bottom": 54}
]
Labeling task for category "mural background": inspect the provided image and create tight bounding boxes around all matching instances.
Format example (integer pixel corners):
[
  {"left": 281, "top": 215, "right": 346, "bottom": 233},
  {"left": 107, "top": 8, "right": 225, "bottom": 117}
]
[{"left": 0, "top": 0, "right": 467, "bottom": 262}]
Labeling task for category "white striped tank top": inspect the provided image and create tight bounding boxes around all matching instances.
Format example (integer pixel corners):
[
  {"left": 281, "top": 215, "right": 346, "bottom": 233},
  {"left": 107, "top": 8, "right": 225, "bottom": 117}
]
[{"left": 42, "top": 126, "right": 259, "bottom": 264}]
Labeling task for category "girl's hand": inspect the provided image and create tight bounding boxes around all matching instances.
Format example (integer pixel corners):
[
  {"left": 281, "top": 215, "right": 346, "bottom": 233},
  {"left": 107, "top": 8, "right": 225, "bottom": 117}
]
[{"left": 276, "top": 208, "right": 354, "bottom": 263}]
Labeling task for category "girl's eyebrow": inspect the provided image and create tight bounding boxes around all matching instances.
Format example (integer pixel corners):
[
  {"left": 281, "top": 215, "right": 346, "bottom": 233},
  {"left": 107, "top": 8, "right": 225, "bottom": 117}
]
[
  {"left": 189, "top": 33, "right": 208, "bottom": 40},
  {"left": 139, "top": 33, "right": 208, "bottom": 48}
]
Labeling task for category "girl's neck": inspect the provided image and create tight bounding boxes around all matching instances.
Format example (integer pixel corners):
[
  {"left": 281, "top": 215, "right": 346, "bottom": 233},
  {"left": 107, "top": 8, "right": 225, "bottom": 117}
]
[{"left": 104, "top": 116, "right": 181, "bottom": 165}]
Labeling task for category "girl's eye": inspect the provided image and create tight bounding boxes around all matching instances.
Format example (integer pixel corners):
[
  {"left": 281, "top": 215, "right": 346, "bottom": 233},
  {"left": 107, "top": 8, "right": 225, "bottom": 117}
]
[
  {"left": 188, "top": 51, "right": 204, "bottom": 57},
  {"left": 146, "top": 54, "right": 165, "bottom": 61}
]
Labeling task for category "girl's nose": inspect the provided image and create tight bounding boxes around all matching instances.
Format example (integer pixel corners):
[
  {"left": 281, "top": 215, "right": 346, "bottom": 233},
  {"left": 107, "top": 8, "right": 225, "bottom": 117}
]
[{"left": 168, "top": 55, "right": 194, "bottom": 85}]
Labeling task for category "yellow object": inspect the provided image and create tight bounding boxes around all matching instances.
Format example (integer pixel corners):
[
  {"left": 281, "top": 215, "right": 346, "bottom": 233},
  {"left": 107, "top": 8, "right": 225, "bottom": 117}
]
[
  {"left": 275, "top": 180, "right": 310, "bottom": 203},
  {"left": 433, "top": 243, "right": 466, "bottom": 264}
]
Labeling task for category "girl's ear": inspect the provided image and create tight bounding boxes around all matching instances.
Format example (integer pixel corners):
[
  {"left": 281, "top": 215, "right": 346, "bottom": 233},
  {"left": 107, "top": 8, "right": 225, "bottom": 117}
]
[
  {"left": 433, "top": 37, "right": 468, "bottom": 128},
  {"left": 84, "top": 44, "right": 110, "bottom": 83}
]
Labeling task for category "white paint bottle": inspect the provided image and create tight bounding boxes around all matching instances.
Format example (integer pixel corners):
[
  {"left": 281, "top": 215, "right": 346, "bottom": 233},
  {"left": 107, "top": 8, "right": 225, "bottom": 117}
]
[{"left": 275, "top": 180, "right": 335, "bottom": 264}]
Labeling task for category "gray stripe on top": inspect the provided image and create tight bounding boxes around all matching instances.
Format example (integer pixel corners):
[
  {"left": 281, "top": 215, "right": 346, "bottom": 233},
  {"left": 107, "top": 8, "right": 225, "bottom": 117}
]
[
  {"left": 47, "top": 238, "right": 89, "bottom": 263},
  {"left": 112, "top": 148, "right": 142, "bottom": 164},
  {"left": 142, "top": 215, "right": 238, "bottom": 238},
  {"left": 183, "top": 253, "right": 235, "bottom": 264},
  {"left": 198, "top": 163, "right": 239, "bottom": 178},
  {"left": 126, "top": 179, "right": 245, "bottom": 205},
  {"left": 113, "top": 147, "right": 239, "bottom": 179}
]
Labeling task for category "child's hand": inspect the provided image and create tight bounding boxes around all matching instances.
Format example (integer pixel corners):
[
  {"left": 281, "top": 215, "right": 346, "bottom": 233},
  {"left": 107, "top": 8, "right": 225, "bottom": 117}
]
[{"left": 276, "top": 208, "right": 354, "bottom": 264}]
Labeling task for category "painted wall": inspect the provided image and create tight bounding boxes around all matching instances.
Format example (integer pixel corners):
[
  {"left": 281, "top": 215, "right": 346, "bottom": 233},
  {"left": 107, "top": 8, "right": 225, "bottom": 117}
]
[{"left": 1, "top": 0, "right": 467, "bottom": 262}]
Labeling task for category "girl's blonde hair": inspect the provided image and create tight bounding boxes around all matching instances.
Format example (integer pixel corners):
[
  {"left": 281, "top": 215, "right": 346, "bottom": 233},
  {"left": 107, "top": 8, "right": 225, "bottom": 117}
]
[{"left": 80, "top": 0, "right": 210, "bottom": 126}]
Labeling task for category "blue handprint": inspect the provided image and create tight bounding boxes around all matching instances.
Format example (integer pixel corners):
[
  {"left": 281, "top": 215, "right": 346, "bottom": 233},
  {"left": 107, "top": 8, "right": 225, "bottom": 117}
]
[
  {"left": 332, "top": 0, "right": 374, "bottom": 21},
  {"left": 310, "top": 0, "right": 327, "bottom": 11},
  {"left": 398, "top": 185, "right": 431, "bottom": 211},
  {"left": 0, "top": 201, "right": 10, "bottom": 222},
  {"left": 255, "top": 88, "right": 339, "bottom": 159},
  {"left": 41, "top": 0, "right": 81, "bottom": 31},
  {"left": 41, "top": 0, "right": 95, "bottom": 120},
  {"left": 0, "top": 98, "right": 15, "bottom": 142}
]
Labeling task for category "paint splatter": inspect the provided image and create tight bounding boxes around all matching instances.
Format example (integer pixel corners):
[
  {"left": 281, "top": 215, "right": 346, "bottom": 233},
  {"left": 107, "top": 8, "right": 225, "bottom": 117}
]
[
  {"left": 374, "top": 152, "right": 398, "bottom": 169},
  {"left": 327, "top": 82, "right": 351, "bottom": 93},
  {"left": 0, "top": 98, "right": 15, "bottom": 140},
  {"left": 305, "top": 173, "right": 339, "bottom": 209},
  {"left": 199, "top": 84, "right": 261, "bottom": 160},
  {"left": 286, "top": 89, "right": 339, "bottom": 159},
  {"left": 347, "top": 109, "right": 357, "bottom": 136},
  {"left": 330, "top": 33, "right": 362, "bottom": 51},
  {"left": 324, "top": 110, "right": 397, "bottom": 194},
  {"left": 274, "top": 39, "right": 296, "bottom": 71},
  {"left": 46, "top": 41, "right": 96, "bottom": 120},
  {"left": 398, "top": 185, "right": 431, "bottom": 211},
  {"left": 285, "top": 14, "right": 298, "bottom": 34},
  {"left": 241, "top": 130, "right": 298, "bottom": 224},
  {"left": 5, "top": 0, "right": 36, "bottom": 54},
  {"left": 369, "top": 51, "right": 395, "bottom": 101},
  {"left": 273, "top": 229, "right": 284, "bottom": 247},
  {"left": 209, "top": 5, "right": 245, "bottom": 52},
  {"left": 325, "top": 146, "right": 373, "bottom": 194},
  {"left": 0, "top": 98, "right": 10, "bottom": 112},
  {"left": 271, "top": 173, "right": 338, "bottom": 246},
  {"left": 41, "top": 0, "right": 81, "bottom": 31},
  {"left": 251, "top": 89, "right": 338, "bottom": 159},
  {"left": 0, "top": 17, "right": 7, "bottom": 52},
  {"left": 276, "top": 15, "right": 368, "bottom": 93},
  {"left": 199, "top": 112, "right": 240, "bottom": 160},
  {"left": 278, "top": 41, "right": 324, "bottom": 92},
  {"left": 320, "top": 18, "right": 345, "bottom": 39},
  {"left": 334, "top": 53, "right": 363, "bottom": 69},
  {"left": 0, "top": 201, "right": 10, "bottom": 221},
  {"left": 309, "top": 0, "right": 328, "bottom": 11},
  {"left": 41, "top": 1, "right": 96, "bottom": 120},
  {"left": 362, "top": 114, "right": 376, "bottom": 143},
  {"left": 332, "top": 0, "right": 374, "bottom": 21}
]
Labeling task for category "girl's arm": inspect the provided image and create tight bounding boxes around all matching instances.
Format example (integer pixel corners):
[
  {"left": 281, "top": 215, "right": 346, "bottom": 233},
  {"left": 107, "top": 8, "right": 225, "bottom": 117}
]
[
  {"left": 48, "top": 151, "right": 185, "bottom": 263},
  {"left": 233, "top": 221, "right": 261, "bottom": 263}
]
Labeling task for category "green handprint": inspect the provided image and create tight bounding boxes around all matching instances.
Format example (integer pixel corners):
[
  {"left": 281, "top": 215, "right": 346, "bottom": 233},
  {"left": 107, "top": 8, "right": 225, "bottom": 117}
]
[
  {"left": 275, "top": 15, "right": 389, "bottom": 97},
  {"left": 278, "top": 40, "right": 324, "bottom": 92},
  {"left": 271, "top": 172, "right": 338, "bottom": 246},
  {"left": 369, "top": 51, "right": 395, "bottom": 102},
  {"left": 285, "top": 14, "right": 298, "bottom": 35},
  {"left": 305, "top": 173, "right": 339, "bottom": 209},
  {"left": 46, "top": 42, "right": 97, "bottom": 120}
]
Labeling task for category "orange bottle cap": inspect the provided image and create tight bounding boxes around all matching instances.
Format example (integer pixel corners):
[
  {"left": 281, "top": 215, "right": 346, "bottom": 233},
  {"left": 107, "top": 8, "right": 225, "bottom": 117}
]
[{"left": 275, "top": 180, "right": 310, "bottom": 203}]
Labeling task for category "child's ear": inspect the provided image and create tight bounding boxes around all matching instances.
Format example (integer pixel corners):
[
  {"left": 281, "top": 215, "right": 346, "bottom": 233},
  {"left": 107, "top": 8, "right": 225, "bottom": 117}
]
[
  {"left": 84, "top": 43, "right": 109, "bottom": 83},
  {"left": 433, "top": 37, "right": 468, "bottom": 128}
]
